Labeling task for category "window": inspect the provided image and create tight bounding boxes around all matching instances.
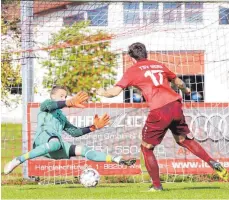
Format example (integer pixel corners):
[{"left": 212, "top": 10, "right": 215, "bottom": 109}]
[
  {"left": 63, "top": 5, "right": 108, "bottom": 26},
  {"left": 185, "top": 3, "right": 203, "bottom": 23},
  {"left": 143, "top": 2, "right": 159, "bottom": 24},
  {"left": 122, "top": 51, "right": 205, "bottom": 103},
  {"left": 124, "top": 75, "right": 204, "bottom": 103},
  {"left": 163, "top": 3, "right": 182, "bottom": 24},
  {"left": 124, "top": 87, "right": 145, "bottom": 103},
  {"left": 219, "top": 6, "right": 229, "bottom": 25},
  {"left": 124, "top": 2, "right": 140, "bottom": 25},
  {"left": 124, "top": 2, "right": 203, "bottom": 25},
  {"left": 63, "top": 13, "right": 85, "bottom": 26},
  {"left": 87, "top": 5, "right": 108, "bottom": 26},
  {"left": 123, "top": 2, "right": 159, "bottom": 25},
  {"left": 172, "top": 75, "right": 204, "bottom": 102},
  {"left": 10, "top": 84, "right": 22, "bottom": 95},
  {"left": 7, "top": 78, "right": 22, "bottom": 95}
]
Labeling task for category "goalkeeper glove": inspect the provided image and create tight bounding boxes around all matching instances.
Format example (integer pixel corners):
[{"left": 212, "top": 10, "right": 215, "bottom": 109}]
[
  {"left": 90, "top": 113, "right": 110, "bottom": 131},
  {"left": 66, "top": 91, "right": 89, "bottom": 108}
]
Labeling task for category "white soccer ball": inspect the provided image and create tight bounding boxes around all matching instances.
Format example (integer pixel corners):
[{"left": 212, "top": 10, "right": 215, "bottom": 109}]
[{"left": 80, "top": 168, "right": 100, "bottom": 188}]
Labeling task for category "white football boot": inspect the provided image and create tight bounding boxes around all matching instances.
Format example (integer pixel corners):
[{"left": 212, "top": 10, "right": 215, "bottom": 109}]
[{"left": 4, "top": 158, "right": 21, "bottom": 175}]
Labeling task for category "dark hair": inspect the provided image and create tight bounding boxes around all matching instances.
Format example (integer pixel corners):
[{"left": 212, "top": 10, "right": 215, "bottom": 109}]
[
  {"left": 50, "top": 85, "right": 68, "bottom": 97},
  {"left": 128, "top": 42, "right": 147, "bottom": 61}
]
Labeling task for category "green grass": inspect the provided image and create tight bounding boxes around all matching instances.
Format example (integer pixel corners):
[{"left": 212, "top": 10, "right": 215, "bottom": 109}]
[
  {"left": 1, "top": 123, "right": 23, "bottom": 180},
  {"left": 2, "top": 182, "right": 229, "bottom": 199},
  {"left": 2, "top": 124, "right": 229, "bottom": 199}
]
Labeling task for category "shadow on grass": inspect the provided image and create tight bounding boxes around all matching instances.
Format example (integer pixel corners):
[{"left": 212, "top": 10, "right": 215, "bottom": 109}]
[
  {"left": 183, "top": 186, "right": 220, "bottom": 190},
  {"left": 65, "top": 185, "right": 127, "bottom": 189},
  {"left": 166, "top": 186, "right": 221, "bottom": 191},
  {"left": 18, "top": 187, "right": 45, "bottom": 191}
]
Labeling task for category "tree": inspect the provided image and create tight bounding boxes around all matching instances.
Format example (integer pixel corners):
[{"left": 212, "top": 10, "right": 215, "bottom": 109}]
[
  {"left": 1, "top": 3, "right": 22, "bottom": 107},
  {"left": 42, "top": 21, "right": 117, "bottom": 101}
]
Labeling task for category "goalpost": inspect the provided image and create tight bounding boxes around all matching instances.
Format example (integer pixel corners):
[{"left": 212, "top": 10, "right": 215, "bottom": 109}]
[{"left": 1, "top": 0, "right": 229, "bottom": 184}]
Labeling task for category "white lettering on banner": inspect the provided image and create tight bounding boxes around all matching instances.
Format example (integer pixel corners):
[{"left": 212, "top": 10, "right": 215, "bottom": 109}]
[
  {"left": 110, "top": 113, "right": 127, "bottom": 127},
  {"left": 104, "top": 164, "right": 128, "bottom": 169},
  {"left": 72, "top": 133, "right": 137, "bottom": 141},
  {"left": 111, "top": 113, "right": 147, "bottom": 128},
  {"left": 67, "top": 113, "right": 228, "bottom": 142},
  {"left": 87, "top": 145, "right": 109, "bottom": 154},
  {"left": 115, "top": 146, "right": 140, "bottom": 155},
  {"left": 68, "top": 116, "right": 94, "bottom": 127},
  {"left": 170, "top": 161, "right": 229, "bottom": 169},
  {"left": 68, "top": 114, "right": 146, "bottom": 128},
  {"left": 104, "top": 164, "right": 141, "bottom": 169},
  {"left": 35, "top": 164, "right": 91, "bottom": 171}
]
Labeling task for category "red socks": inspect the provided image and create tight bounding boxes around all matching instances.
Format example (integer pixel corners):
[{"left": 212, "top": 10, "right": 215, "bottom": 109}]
[
  {"left": 141, "top": 145, "right": 161, "bottom": 188},
  {"left": 177, "top": 138, "right": 213, "bottom": 165},
  {"left": 141, "top": 139, "right": 213, "bottom": 188}
]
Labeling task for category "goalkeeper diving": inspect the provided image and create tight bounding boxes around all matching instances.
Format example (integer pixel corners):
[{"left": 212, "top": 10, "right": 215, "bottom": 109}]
[{"left": 4, "top": 86, "right": 136, "bottom": 175}]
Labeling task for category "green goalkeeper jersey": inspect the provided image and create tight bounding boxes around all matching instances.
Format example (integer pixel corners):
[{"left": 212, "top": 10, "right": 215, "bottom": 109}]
[{"left": 33, "top": 99, "right": 91, "bottom": 148}]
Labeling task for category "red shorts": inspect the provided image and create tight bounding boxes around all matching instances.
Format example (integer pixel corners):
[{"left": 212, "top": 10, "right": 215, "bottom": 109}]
[{"left": 142, "top": 100, "right": 190, "bottom": 146}]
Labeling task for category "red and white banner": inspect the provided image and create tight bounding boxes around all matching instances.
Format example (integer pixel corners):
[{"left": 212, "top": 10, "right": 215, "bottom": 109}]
[{"left": 27, "top": 103, "right": 229, "bottom": 176}]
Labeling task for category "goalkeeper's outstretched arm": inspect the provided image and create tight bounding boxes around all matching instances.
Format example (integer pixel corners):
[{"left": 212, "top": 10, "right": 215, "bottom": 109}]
[
  {"left": 40, "top": 99, "right": 67, "bottom": 112},
  {"left": 64, "top": 113, "right": 110, "bottom": 137},
  {"left": 40, "top": 91, "right": 89, "bottom": 112},
  {"left": 63, "top": 121, "right": 93, "bottom": 137}
]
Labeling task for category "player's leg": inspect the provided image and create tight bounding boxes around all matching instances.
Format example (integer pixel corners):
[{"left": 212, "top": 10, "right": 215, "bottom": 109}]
[
  {"left": 173, "top": 134, "right": 228, "bottom": 181},
  {"left": 72, "top": 145, "right": 136, "bottom": 166},
  {"left": 4, "top": 137, "right": 61, "bottom": 175},
  {"left": 141, "top": 104, "right": 174, "bottom": 191},
  {"left": 170, "top": 101, "right": 229, "bottom": 181},
  {"left": 173, "top": 134, "right": 213, "bottom": 164},
  {"left": 141, "top": 143, "right": 163, "bottom": 192}
]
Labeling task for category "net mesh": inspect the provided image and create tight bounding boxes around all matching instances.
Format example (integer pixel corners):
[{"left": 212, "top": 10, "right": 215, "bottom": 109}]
[{"left": 1, "top": 1, "right": 229, "bottom": 185}]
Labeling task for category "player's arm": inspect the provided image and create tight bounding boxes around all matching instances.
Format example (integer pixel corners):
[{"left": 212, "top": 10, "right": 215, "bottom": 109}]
[
  {"left": 63, "top": 121, "right": 92, "bottom": 137},
  {"left": 64, "top": 114, "right": 110, "bottom": 137},
  {"left": 97, "top": 86, "right": 123, "bottom": 98},
  {"left": 97, "top": 71, "right": 131, "bottom": 98},
  {"left": 40, "top": 99, "right": 67, "bottom": 112},
  {"left": 171, "top": 77, "right": 191, "bottom": 95},
  {"left": 163, "top": 65, "right": 190, "bottom": 95},
  {"left": 40, "top": 91, "right": 89, "bottom": 112}
]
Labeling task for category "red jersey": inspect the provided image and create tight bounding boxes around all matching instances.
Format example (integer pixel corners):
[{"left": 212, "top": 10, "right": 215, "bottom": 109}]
[{"left": 116, "top": 59, "right": 181, "bottom": 110}]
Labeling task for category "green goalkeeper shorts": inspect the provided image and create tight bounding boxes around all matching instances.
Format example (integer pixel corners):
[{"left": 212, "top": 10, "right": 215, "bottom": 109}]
[{"left": 33, "top": 131, "right": 71, "bottom": 159}]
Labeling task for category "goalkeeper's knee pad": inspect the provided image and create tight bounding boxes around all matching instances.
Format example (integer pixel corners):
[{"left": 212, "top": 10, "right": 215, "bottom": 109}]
[{"left": 46, "top": 137, "right": 62, "bottom": 153}]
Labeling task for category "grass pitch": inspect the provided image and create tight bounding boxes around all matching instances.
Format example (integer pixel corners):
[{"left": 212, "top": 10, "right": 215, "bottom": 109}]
[
  {"left": 2, "top": 124, "right": 229, "bottom": 199},
  {"left": 2, "top": 182, "right": 229, "bottom": 199}
]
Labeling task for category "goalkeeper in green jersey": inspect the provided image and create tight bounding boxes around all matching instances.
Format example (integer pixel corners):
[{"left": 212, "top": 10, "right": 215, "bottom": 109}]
[{"left": 4, "top": 86, "right": 136, "bottom": 175}]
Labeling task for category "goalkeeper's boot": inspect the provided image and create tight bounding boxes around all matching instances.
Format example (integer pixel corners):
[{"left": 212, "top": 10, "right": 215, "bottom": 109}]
[
  {"left": 4, "top": 158, "right": 21, "bottom": 175},
  {"left": 148, "top": 185, "right": 163, "bottom": 192},
  {"left": 113, "top": 156, "right": 136, "bottom": 166},
  {"left": 119, "top": 158, "right": 136, "bottom": 166},
  {"left": 210, "top": 160, "right": 229, "bottom": 181}
]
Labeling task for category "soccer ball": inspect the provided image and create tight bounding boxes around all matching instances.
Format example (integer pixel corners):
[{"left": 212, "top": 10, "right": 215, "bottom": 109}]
[{"left": 80, "top": 168, "right": 100, "bottom": 188}]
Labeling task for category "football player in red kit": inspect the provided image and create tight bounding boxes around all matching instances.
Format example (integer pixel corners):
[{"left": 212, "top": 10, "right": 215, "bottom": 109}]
[{"left": 97, "top": 42, "right": 228, "bottom": 191}]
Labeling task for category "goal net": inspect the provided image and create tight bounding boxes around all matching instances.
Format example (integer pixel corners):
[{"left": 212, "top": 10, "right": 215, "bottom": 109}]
[{"left": 1, "top": 1, "right": 229, "bottom": 185}]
